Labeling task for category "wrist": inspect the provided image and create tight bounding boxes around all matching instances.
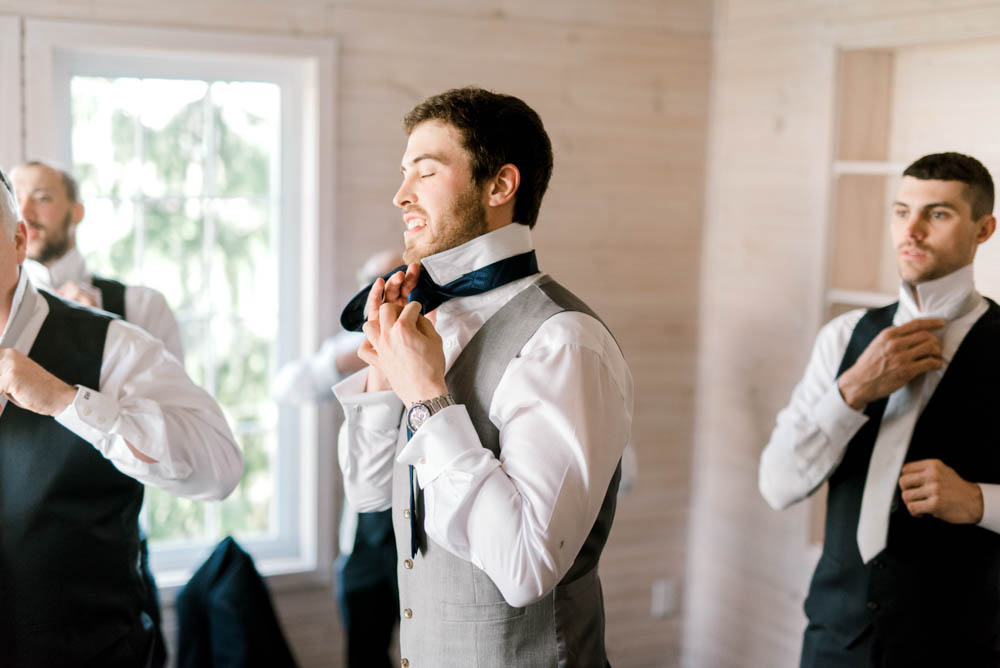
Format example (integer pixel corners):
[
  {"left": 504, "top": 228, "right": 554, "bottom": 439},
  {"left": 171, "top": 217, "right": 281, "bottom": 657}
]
[
  {"left": 404, "top": 380, "right": 448, "bottom": 407},
  {"left": 837, "top": 373, "right": 867, "bottom": 411},
  {"left": 50, "top": 383, "right": 78, "bottom": 417}
]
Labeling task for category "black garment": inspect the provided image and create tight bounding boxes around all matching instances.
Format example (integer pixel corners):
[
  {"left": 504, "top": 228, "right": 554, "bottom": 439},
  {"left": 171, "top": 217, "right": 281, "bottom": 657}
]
[
  {"left": 0, "top": 292, "right": 152, "bottom": 667},
  {"left": 92, "top": 275, "right": 127, "bottom": 318},
  {"left": 176, "top": 537, "right": 297, "bottom": 668},
  {"left": 801, "top": 300, "right": 1000, "bottom": 668},
  {"left": 91, "top": 274, "right": 168, "bottom": 667},
  {"left": 335, "top": 510, "right": 398, "bottom": 668}
]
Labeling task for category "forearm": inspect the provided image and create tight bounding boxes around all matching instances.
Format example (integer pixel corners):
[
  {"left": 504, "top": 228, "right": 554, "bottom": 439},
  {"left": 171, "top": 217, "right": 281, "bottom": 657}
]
[
  {"left": 56, "top": 384, "right": 242, "bottom": 499},
  {"left": 334, "top": 368, "right": 402, "bottom": 511}
]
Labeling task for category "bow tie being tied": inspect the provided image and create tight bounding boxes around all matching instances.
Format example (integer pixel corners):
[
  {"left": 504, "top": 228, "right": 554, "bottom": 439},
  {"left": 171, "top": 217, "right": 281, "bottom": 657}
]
[{"left": 340, "top": 250, "right": 539, "bottom": 332}]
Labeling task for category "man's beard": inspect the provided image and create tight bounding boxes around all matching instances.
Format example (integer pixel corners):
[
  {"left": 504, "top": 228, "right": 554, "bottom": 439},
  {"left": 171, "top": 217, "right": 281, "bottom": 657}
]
[
  {"left": 28, "top": 211, "right": 73, "bottom": 265},
  {"left": 403, "top": 185, "right": 488, "bottom": 264}
]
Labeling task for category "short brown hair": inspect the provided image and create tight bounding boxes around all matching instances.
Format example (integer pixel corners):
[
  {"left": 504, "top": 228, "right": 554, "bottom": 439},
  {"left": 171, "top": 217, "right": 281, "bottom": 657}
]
[
  {"left": 903, "top": 152, "right": 994, "bottom": 220},
  {"left": 404, "top": 87, "right": 553, "bottom": 229}
]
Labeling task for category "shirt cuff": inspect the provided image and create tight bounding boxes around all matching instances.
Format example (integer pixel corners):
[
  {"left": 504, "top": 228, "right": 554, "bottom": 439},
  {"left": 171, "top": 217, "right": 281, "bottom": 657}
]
[
  {"left": 813, "top": 382, "right": 869, "bottom": 445},
  {"left": 333, "top": 368, "right": 405, "bottom": 430},
  {"left": 398, "top": 404, "right": 481, "bottom": 486},
  {"left": 978, "top": 484, "right": 1000, "bottom": 534},
  {"left": 55, "top": 385, "right": 120, "bottom": 446}
]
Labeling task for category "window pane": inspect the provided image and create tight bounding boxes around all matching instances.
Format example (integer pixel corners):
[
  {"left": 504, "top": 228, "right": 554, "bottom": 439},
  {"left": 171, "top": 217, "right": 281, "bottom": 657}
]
[{"left": 71, "top": 75, "right": 282, "bottom": 548}]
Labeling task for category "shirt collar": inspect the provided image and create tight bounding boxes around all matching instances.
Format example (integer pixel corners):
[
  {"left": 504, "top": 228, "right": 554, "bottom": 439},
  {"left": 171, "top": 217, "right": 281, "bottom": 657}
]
[
  {"left": 22, "top": 247, "right": 89, "bottom": 291},
  {"left": 897, "top": 264, "right": 979, "bottom": 322},
  {"left": 0, "top": 267, "right": 32, "bottom": 346},
  {"left": 420, "top": 223, "right": 534, "bottom": 285}
]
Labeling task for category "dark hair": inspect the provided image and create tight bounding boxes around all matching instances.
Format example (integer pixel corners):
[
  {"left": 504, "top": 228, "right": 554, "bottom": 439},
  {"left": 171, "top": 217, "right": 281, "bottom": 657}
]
[
  {"left": 903, "top": 152, "right": 994, "bottom": 220},
  {"left": 403, "top": 87, "right": 553, "bottom": 228}
]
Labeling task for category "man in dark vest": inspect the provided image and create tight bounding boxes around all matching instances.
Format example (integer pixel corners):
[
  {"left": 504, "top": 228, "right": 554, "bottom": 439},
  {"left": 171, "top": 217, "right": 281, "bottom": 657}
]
[
  {"left": 13, "top": 159, "right": 187, "bottom": 665},
  {"left": 333, "top": 87, "right": 633, "bottom": 667},
  {"left": 12, "top": 160, "right": 184, "bottom": 360},
  {"left": 0, "top": 166, "right": 243, "bottom": 666},
  {"left": 760, "top": 152, "right": 1000, "bottom": 667}
]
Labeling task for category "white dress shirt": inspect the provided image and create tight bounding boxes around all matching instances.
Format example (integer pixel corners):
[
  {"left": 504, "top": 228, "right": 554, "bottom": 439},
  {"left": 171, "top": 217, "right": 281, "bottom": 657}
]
[
  {"left": 335, "top": 223, "right": 634, "bottom": 607},
  {"left": 759, "top": 265, "right": 1000, "bottom": 533},
  {"left": 24, "top": 248, "right": 185, "bottom": 362},
  {"left": 0, "top": 268, "right": 242, "bottom": 500}
]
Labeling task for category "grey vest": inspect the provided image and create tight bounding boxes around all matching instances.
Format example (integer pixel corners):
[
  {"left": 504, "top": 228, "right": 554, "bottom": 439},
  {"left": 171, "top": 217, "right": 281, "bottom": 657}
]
[{"left": 392, "top": 276, "right": 621, "bottom": 668}]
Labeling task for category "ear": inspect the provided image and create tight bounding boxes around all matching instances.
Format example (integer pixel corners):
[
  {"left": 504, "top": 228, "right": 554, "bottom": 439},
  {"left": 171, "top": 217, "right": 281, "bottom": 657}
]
[
  {"left": 71, "top": 202, "right": 84, "bottom": 226},
  {"left": 486, "top": 164, "right": 520, "bottom": 209},
  {"left": 14, "top": 221, "right": 27, "bottom": 265},
  {"left": 976, "top": 214, "right": 996, "bottom": 245}
]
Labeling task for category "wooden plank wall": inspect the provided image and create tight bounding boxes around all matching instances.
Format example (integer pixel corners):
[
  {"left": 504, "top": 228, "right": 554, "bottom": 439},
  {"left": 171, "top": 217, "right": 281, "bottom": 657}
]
[
  {"left": 0, "top": 1, "right": 712, "bottom": 666},
  {"left": 689, "top": 2, "right": 1000, "bottom": 667}
]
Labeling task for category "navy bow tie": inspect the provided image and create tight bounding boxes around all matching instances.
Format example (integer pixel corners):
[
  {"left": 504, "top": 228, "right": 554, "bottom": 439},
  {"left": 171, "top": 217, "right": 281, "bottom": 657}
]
[{"left": 340, "top": 250, "right": 539, "bottom": 331}]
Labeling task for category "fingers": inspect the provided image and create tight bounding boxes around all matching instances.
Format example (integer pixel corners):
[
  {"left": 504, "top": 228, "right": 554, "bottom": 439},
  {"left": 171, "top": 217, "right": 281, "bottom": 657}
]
[
  {"left": 383, "top": 270, "right": 407, "bottom": 304},
  {"left": 396, "top": 301, "right": 423, "bottom": 328},
  {"left": 378, "top": 301, "right": 402, "bottom": 334},
  {"left": 357, "top": 338, "right": 378, "bottom": 367},
  {"left": 401, "top": 263, "right": 421, "bottom": 297},
  {"left": 365, "top": 277, "right": 385, "bottom": 323},
  {"left": 892, "top": 318, "right": 946, "bottom": 336}
]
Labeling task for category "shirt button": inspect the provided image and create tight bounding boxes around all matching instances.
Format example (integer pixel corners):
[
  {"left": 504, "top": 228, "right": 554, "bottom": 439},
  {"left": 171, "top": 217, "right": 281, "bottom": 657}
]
[
  {"left": 403, "top": 608, "right": 413, "bottom": 619},
  {"left": 403, "top": 559, "right": 413, "bottom": 569},
  {"left": 867, "top": 601, "right": 879, "bottom": 611},
  {"left": 403, "top": 509, "right": 411, "bottom": 519},
  {"left": 83, "top": 408, "right": 92, "bottom": 416},
  {"left": 418, "top": 457, "right": 426, "bottom": 465}
]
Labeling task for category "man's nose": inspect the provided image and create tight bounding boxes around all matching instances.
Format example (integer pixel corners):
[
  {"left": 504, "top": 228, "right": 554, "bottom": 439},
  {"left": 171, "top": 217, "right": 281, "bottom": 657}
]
[{"left": 392, "top": 177, "right": 415, "bottom": 208}]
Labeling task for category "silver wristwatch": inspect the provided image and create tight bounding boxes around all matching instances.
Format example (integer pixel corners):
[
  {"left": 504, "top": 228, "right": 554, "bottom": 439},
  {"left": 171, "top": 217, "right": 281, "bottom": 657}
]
[{"left": 406, "top": 394, "right": 456, "bottom": 433}]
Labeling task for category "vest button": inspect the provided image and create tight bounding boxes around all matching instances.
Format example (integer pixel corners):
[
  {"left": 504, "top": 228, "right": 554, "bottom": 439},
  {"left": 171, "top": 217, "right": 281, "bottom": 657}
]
[
  {"left": 403, "top": 509, "right": 411, "bottom": 519},
  {"left": 866, "top": 601, "right": 879, "bottom": 611},
  {"left": 403, "top": 608, "right": 413, "bottom": 619},
  {"left": 404, "top": 559, "right": 413, "bottom": 569},
  {"left": 401, "top": 660, "right": 409, "bottom": 667}
]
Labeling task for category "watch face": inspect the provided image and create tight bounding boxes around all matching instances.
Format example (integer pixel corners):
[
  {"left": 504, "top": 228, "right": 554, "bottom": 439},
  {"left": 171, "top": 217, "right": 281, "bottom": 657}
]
[{"left": 407, "top": 403, "right": 432, "bottom": 432}]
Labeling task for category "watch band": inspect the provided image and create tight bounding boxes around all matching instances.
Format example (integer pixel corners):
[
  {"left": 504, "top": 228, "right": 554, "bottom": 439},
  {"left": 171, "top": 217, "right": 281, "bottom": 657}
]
[{"left": 406, "top": 393, "right": 456, "bottom": 433}]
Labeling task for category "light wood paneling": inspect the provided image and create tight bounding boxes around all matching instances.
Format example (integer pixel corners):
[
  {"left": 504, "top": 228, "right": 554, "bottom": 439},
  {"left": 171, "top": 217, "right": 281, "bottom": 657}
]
[
  {"left": 692, "top": 3, "right": 1000, "bottom": 668},
  {"left": 0, "top": 1, "right": 712, "bottom": 666}
]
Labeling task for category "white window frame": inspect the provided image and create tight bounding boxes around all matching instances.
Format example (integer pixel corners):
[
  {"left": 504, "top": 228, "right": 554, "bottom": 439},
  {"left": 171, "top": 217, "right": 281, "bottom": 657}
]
[
  {"left": 0, "top": 16, "right": 22, "bottom": 168},
  {"left": 22, "top": 19, "right": 337, "bottom": 592}
]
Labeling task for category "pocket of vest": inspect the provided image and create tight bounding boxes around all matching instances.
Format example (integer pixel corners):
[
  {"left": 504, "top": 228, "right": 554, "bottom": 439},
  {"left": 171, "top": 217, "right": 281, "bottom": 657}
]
[{"left": 439, "top": 600, "right": 526, "bottom": 622}]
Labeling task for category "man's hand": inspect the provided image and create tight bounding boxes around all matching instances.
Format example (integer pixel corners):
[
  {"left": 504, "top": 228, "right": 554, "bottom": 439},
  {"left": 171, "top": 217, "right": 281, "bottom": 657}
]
[
  {"left": 837, "top": 318, "right": 945, "bottom": 410},
  {"left": 55, "top": 280, "right": 101, "bottom": 308},
  {"left": 358, "top": 301, "right": 447, "bottom": 406},
  {"left": 0, "top": 348, "right": 77, "bottom": 416},
  {"left": 899, "top": 458, "right": 984, "bottom": 524},
  {"left": 359, "top": 263, "right": 420, "bottom": 393}
]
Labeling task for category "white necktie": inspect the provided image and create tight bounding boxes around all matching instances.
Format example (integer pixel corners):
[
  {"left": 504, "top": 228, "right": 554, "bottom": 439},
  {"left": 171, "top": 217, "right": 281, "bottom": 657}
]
[{"left": 856, "top": 378, "right": 923, "bottom": 562}]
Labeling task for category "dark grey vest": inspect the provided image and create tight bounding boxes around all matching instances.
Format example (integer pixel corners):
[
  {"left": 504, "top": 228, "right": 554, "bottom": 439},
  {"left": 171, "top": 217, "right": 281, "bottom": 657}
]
[
  {"left": 392, "top": 276, "right": 621, "bottom": 668},
  {"left": 804, "top": 300, "right": 1000, "bottom": 664},
  {"left": 91, "top": 275, "right": 127, "bottom": 319},
  {"left": 0, "top": 291, "right": 147, "bottom": 666}
]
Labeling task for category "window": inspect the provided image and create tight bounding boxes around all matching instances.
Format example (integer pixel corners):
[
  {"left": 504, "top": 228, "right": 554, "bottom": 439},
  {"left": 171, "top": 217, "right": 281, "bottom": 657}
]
[{"left": 24, "top": 20, "right": 337, "bottom": 585}]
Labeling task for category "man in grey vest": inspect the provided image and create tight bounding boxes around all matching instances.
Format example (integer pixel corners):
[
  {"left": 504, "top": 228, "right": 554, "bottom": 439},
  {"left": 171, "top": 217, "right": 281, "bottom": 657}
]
[
  {"left": 334, "top": 87, "right": 633, "bottom": 667},
  {"left": 0, "top": 167, "right": 243, "bottom": 667},
  {"left": 760, "top": 152, "right": 1000, "bottom": 666}
]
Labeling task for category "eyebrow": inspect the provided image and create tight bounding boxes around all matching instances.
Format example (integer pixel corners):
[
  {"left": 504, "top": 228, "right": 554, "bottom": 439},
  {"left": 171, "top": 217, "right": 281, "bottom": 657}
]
[
  {"left": 892, "top": 200, "right": 961, "bottom": 212},
  {"left": 400, "top": 153, "right": 448, "bottom": 173}
]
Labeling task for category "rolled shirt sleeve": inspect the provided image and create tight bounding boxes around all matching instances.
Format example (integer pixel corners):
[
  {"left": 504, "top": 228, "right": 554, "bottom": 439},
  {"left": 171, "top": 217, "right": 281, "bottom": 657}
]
[
  {"left": 759, "top": 309, "right": 870, "bottom": 510},
  {"left": 334, "top": 368, "right": 404, "bottom": 512},
  {"left": 55, "top": 318, "right": 242, "bottom": 500}
]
